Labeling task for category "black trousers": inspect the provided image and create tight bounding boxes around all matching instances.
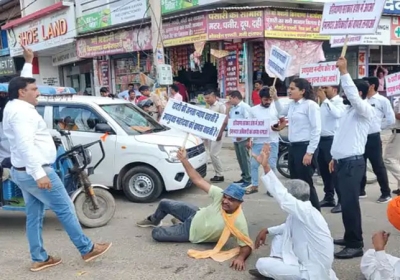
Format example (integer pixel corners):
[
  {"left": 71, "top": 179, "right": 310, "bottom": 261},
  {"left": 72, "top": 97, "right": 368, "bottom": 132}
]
[
  {"left": 288, "top": 142, "right": 320, "bottom": 211},
  {"left": 317, "top": 137, "right": 339, "bottom": 202},
  {"left": 335, "top": 156, "right": 365, "bottom": 248},
  {"left": 360, "top": 133, "right": 391, "bottom": 197}
]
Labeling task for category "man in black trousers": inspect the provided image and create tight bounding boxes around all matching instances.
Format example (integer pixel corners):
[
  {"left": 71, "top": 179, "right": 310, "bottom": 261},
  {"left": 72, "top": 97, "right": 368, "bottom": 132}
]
[
  {"left": 331, "top": 57, "right": 375, "bottom": 259},
  {"left": 359, "top": 77, "right": 395, "bottom": 203}
]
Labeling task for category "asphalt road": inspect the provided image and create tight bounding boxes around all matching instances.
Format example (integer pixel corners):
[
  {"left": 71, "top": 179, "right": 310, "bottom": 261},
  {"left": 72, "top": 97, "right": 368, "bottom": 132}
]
[{"left": 0, "top": 137, "right": 397, "bottom": 280}]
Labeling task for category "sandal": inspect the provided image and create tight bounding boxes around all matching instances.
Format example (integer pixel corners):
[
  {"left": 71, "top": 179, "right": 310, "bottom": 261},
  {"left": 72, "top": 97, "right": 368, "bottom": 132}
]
[{"left": 245, "top": 187, "right": 258, "bottom": 195}]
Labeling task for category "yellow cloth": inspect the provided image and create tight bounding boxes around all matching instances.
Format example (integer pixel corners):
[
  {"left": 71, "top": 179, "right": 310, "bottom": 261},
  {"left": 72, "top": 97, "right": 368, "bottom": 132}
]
[{"left": 187, "top": 205, "right": 253, "bottom": 262}]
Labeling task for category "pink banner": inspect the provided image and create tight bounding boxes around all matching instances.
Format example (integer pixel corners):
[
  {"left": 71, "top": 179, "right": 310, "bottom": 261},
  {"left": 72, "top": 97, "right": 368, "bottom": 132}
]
[
  {"left": 264, "top": 39, "right": 325, "bottom": 78},
  {"left": 207, "top": 10, "right": 264, "bottom": 40}
]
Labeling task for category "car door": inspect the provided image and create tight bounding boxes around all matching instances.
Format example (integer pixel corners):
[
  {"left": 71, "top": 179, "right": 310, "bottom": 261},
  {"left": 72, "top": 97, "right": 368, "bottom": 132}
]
[{"left": 51, "top": 104, "right": 117, "bottom": 187}]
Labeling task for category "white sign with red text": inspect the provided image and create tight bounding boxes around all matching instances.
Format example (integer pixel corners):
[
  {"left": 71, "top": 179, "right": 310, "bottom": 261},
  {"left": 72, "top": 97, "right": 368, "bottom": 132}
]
[
  {"left": 385, "top": 72, "right": 400, "bottom": 97},
  {"left": 227, "top": 119, "right": 270, "bottom": 138},
  {"left": 320, "top": 0, "right": 385, "bottom": 35},
  {"left": 299, "top": 61, "right": 340, "bottom": 87},
  {"left": 7, "top": 3, "right": 77, "bottom": 57}
]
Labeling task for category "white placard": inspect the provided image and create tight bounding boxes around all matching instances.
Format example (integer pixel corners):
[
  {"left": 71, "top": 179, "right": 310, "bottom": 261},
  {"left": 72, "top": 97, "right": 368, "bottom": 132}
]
[
  {"left": 330, "top": 17, "right": 391, "bottom": 47},
  {"left": 227, "top": 119, "right": 270, "bottom": 138},
  {"left": 320, "top": 0, "right": 385, "bottom": 35},
  {"left": 7, "top": 3, "right": 77, "bottom": 57},
  {"left": 160, "top": 100, "right": 226, "bottom": 141},
  {"left": 299, "top": 62, "right": 340, "bottom": 87},
  {"left": 385, "top": 72, "right": 400, "bottom": 97},
  {"left": 267, "top": 45, "right": 292, "bottom": 81}
]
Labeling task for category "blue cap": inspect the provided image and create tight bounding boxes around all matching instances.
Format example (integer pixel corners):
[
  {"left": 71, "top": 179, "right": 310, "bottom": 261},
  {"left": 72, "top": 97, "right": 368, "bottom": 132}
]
[{"left": 222, "top": 184, "right": 245, "bottom": 202}]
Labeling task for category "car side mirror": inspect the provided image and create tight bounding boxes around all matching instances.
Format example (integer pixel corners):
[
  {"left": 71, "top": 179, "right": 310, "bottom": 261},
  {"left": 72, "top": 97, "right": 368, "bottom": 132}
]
[{"left": 95, "top": 123, "right": 114, "bottom": 134}]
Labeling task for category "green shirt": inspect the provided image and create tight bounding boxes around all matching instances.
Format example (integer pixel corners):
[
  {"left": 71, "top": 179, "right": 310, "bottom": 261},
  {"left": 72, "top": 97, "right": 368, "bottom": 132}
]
[{"left": 189, "top": 185, "right": 250, "bottom": 246}]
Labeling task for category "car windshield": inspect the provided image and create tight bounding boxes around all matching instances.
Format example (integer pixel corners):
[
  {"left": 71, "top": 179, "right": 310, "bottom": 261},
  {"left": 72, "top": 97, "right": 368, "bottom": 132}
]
[{"left": 100, "top": 103, "right": 165, "bottom": 135}]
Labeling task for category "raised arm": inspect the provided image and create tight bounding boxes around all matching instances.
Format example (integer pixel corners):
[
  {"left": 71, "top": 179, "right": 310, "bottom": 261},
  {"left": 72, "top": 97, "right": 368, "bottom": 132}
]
[
  {"left": 177, "top": 147, "right": 210, "bottom": 193},
  {"left": 270, "top": 87, "right": 289, "bottom": 116},
  {"left": 306, "top": 102, "right": 321, "bottom": 154},
  {"left": 20, "top": 45, "right": 34, "bottom": 78}
]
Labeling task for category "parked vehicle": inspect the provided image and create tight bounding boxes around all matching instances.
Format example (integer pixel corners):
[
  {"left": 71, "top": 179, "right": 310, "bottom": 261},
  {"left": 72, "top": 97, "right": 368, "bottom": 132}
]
[
  {"left": 36, "top": 96, "right": 207, "bottom": 203},
  {"left": 1, "top": 127, "right": 115, "bottom": 228}
]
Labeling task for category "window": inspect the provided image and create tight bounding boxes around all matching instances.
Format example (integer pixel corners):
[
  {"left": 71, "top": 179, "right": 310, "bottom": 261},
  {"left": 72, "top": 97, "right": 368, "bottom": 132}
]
[
  {"left": 52, "top": 105, "right": 106, "bottom": 132},
  {"left": 100, "top": 103, "right": 165, "bottom": 135},
  {"left": 36, "top": 106, "right": 45, "bottom": 118}
]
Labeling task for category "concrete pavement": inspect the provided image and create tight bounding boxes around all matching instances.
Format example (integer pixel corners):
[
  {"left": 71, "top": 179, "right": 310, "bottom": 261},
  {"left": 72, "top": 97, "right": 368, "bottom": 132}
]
[{"left": 0, "top": 140, "right": 398, "bottom": 280}]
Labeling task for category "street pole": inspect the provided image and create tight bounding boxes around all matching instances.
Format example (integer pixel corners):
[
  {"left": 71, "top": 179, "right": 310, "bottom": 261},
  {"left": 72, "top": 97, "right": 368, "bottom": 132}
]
[{"left": 149, "top": 0, "right": 165, "bottom": 69}]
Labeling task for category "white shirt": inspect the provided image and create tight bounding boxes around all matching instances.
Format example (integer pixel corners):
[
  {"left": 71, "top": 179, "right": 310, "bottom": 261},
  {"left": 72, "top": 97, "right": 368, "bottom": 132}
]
[
  {"left": 361, "top": 250, "right": 400, "bottom": 280},
  {"left": 3, "top": 63, "right": 57, "bottom": 180},
  {"left": 249, "top": 104, "right": 279, "bottom": 143},
  {"left": 171, "top": 92, "right": 183, "bottom": 101},
  {"left": 367, "top": 93, "right": 395, "bottom": 134},
  {"left": 331, "top": 74, "right": 375, "bottom": 160},
  {"left": 228, "top": 101, "right": 251, "bottom": 142},
  {"left": 261, "top": 171, "right": 337, "bottom": 280},
  {"left": 275, "top": 98, "right": 321, "bottom": 154},
  {"left": 320, "top": 95, "right": 346, "bottom": 137},
  {"left": 394, "top": 101, "right": 400, "bottom": 129}
]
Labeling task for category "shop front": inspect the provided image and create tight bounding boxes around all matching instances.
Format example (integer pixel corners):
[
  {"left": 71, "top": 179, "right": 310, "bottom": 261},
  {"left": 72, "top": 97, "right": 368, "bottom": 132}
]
[
  {"left": 2, "top": 1, "right": 77, "bottom": 87},
  {"left": 76, "top": 27, "right": 153, "bottom": 95}
]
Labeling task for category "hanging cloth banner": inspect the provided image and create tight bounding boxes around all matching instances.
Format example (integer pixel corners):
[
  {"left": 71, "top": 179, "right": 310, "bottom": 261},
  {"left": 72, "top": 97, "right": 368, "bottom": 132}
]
[{"left": 210, "top": 49, "right": 230, "bottom": 58}]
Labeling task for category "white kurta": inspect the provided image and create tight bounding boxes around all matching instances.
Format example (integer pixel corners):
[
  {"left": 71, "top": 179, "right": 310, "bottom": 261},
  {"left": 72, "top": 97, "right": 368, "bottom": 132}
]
[
  {"left": 361, "top": 249, "right": 400, "bottom": 279},
  {"left": 257, "top": 171, "right": 338, "bottom": 280}
]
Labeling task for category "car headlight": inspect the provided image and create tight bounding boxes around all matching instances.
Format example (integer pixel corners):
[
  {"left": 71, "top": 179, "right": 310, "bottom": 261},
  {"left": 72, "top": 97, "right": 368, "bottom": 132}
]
[
  {"left": 84, "top": 148, "right": 92, "bottom": 165},
  {"left": 158, "top": 145, "right": 180, "bottom": 163}
]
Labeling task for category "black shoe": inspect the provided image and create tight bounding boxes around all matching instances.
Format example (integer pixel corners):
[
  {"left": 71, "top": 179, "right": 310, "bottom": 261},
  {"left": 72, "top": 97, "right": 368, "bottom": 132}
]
[
  {"left": 334, "top": 247, "right": 364, "bottom": 259},
  {"left": 331, "top": 204, "right": 342, "bottom": 214},
  {"left": 248, "top": 269, "right": 273, "bottom": 279},
  {"left": 392, "top": 189, "right": 400, "bottom": 195},
  {"left": 319, "top": 199, "right": 336, "bottom": 207},
  {"left": 359, "top": 191, "right": 367, "bottom": 198},
  {"left": 333, "top": 239, "right": 346, "bottom": 246},
  {"left": 210, "top": 176, "right": 224, "bottom": 182},
  {"left": 266, "top": 191, "right": 273, "bottom": 197},
  {"left": 377, "top": 195, "right": 392, "bottom": 204},
  {"left": 234, "top": 179, "right": 245, "bottom": 184}
]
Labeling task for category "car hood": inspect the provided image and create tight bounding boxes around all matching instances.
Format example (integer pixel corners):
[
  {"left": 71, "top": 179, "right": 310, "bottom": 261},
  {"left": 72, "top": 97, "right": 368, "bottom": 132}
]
[{"left": 134, "top": 128, "right": 203, "bottom": 148}]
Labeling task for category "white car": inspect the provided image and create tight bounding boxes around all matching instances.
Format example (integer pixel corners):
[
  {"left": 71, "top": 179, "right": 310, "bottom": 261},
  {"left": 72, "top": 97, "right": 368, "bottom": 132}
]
[{"left": 37, "top": 96, "right": 207, "bottom": 203}]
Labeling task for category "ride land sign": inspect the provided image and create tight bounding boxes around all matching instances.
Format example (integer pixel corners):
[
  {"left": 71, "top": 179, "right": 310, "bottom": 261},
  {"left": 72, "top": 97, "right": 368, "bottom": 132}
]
[
  {"left": 319, "top": 0, "right": 385, "bottom": 35},
  {"left": 160, "top": 100, "right": 226, "bottom": 141},
  {"left": 299, "top": 61, "right": 340, "bottom": 87},
  {"left": 266, "top": 45, "right": 292, "bottom": 81}
]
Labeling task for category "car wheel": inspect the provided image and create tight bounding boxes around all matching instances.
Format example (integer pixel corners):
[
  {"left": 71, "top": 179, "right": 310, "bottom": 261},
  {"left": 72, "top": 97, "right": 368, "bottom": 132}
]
[{"left": 122, "top": 166, "right": 164, "bottom": 203}]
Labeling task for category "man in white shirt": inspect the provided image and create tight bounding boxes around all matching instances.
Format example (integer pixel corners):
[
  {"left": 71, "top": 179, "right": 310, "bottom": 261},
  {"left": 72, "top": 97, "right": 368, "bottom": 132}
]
[
  {"left": 330, "top": 57, "right": 375, "bottom": 259},
  {"left": 249, "top": 144, "right": 337, "bottom": 280},
  {"left": 204, "top": 89, "right": 227, "bottom": 182},
  {"left": 246, "top": 87, "right": 286, "bottom": 195},
  {"left": 317, "top": 86, "right": 346, "bottom": 214},
  {"left": 359, "top": 77, "right": 395, "bottom": 203},
  {"left": 228, "top": 90, "right": 252, "bottom": 188},
  {"left": 384, "top": 99, "right": 400, "bottom": 196},
  {"left": 3, "top": 45, "right": 112, "bottom": 272}
]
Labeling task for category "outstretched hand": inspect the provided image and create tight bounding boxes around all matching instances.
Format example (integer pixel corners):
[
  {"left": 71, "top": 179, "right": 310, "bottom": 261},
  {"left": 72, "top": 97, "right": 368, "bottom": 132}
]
[
  {"left": 21, "top": 44, "right": 34, "bottom": 63},
  {"left": 252, "top": 144, "right": 271, "bottom": 173},
  {"left": 177, "top": 147, "right": 187, "bottom": 161}
]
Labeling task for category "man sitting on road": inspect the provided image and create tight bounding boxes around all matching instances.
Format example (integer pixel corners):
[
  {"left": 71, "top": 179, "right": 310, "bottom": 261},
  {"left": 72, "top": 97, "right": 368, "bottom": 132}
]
[
  {"left": 248, "top": 144, "right": 338, "bottom": 280},
  {"left": 136, "top": 148, "right": 253, "bottom": 270},
  {"left": 360, "top": 196, "right": 400, "bottom": 279}
]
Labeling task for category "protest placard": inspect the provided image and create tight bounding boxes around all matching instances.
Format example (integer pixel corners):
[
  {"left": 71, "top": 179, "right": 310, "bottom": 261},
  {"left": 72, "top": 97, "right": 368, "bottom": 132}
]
[
  {"left": 227, "top": 119, "right": 270, "bottom": 138},
  {"left": 160, "top": 100, "right": 226, "bottom": 141},
  {"left": 299, "top": 62, "right": 340, "bottom": 87},
  {"left": 320, "top": 0, "right": 385, "bottom": 35},
  {"left": 385, "top": 72, "right": 400, "bottom": 97},
  {"left": 267, "top": 45, "right": 292, "bottom": 83}
]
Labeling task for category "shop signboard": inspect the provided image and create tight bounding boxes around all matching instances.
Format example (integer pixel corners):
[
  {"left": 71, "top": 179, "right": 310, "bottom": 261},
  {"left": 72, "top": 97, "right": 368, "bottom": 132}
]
[
  {"left": 7, "top": 4, "right": 77, "bottom": 57},
  {"left": 385, "top": 71, "right": 400, "bottom": 97},
  {"left": 52, "top": 43, "right": 80, "bottom": 67},
  {"left": 207, "top": 10, "right": 264, "bottom": 40},
  {"left": 0, "top": 56, "right": 15, "bottom": 76},
  {"left": 160, "top": 99, "right": 225, "bottom": 141},
  {"left": 76, "top": 27, "right": 152, "bottom": 58},
  {"left": 330, "top": 17, "right": 391, "bottom": 47},
  {"left": 267, "top": 45, "right": 292, "bottom": 81},
  {"left": 163, "top": 14, "right": 207, "bottom": 47},
  {"left": 299, "top": 61, "right": 340, "bottom": 87},
  {"left": 161, "top": 0, "right": 222, "bottom": 14},
  {"left": 384, "top": 0, "right": 400, "bottom": 15},
  {"left": 227, "top": 119, "right": 270, "bottom": 138},
  {"left": 264, "top": 9, "right": 329, "bottom": 40},
  {"left": 320, "top": 0, "right": 385, "bottom": 35},
  {"left": 75, "top": 0, "right": 147, "bottom": 33}
]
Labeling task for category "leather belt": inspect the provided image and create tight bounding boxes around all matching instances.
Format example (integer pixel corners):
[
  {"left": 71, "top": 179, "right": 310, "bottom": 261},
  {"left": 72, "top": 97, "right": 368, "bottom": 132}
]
[
  {"left": 290, "top": 141, "right": 309, "bottom": 146},
  {"left": 13, "top": 164, "right": 51, "bottom": 171},
  {"left": 334, "top": 155, "right": 364, "bottom": 164},
  {"left": 392, "top": 129, "right": 400, "bottom": 134}
]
